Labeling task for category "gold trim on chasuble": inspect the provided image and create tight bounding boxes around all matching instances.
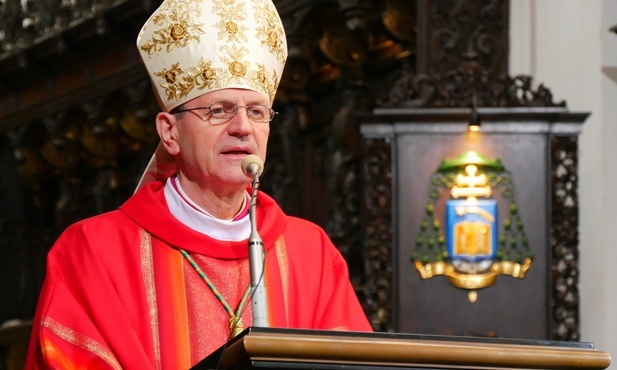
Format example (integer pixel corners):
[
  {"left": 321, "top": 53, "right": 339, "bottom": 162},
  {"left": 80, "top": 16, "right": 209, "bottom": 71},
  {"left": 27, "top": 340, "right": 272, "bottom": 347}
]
[
  {"left": 42, "top": 317, "right": 122, "bottom": 370},
  {"left": 139, "top": 228, "right": 162, "bottom": 369},
  {"left": 274, "top": 236, "right": 290, "bottom": 325}
]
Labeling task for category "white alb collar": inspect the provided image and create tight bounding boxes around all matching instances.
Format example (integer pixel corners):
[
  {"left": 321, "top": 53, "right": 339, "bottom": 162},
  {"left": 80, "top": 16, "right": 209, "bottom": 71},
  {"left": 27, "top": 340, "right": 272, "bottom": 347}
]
[{"left": 163, "top": 177, "right": 250, "bottom": 241}]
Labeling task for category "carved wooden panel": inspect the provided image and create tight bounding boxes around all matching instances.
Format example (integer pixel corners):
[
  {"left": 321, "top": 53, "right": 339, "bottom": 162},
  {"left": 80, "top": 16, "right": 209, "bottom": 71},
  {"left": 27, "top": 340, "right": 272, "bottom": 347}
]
[
  {"left": 550, "top": 135, "right": 580, "bottom": 341},
  {"left": 417, "top": 0, "right": 509, "bottom": 76},
  {"left": 361, "top": 137, "right": 394, "bottom": 331}
]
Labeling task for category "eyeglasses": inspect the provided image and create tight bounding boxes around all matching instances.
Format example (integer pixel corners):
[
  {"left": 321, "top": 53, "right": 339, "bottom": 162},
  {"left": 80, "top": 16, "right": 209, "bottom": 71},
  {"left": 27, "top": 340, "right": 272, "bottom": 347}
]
[{"left": 171, "top": 101, "right": 277, "bottom": 124}]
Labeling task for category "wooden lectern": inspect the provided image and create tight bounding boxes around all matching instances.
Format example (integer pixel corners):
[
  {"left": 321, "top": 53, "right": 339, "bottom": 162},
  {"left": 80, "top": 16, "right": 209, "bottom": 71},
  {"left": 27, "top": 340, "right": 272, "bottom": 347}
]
[{"left": 192, "top": 327, "right": 611, "bottom": 370}]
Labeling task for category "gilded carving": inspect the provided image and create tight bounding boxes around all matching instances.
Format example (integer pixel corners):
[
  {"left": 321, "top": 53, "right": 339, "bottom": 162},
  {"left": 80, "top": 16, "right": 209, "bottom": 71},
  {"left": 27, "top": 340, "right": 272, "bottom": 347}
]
[{"left": 382, "top": 0, "right": 417, "bottom": 42}]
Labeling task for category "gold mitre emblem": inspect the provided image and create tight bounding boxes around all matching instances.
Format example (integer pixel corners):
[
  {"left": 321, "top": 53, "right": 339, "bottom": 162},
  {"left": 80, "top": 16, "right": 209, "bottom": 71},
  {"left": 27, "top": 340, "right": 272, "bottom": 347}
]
[{"left": 136, "top": 0, "right": 288, "bottom": 111}]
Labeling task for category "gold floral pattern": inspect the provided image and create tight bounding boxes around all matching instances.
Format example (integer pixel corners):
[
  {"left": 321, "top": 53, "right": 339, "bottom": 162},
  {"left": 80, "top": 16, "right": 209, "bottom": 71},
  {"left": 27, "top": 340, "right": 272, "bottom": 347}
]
[
  {"left": 153, "top": 58, "right": 279, "bottom": 104},
  {"left": 213, "top": 0, "right": 248, "bottom": 43},
  {"left": 253, "top": 0, "right": 286, "bottom": 64},
  {"left": 158, "top": 63, "right": 182, "bottom": 85},
  {"left": 169, "top": 22, "right": 188, "bottom": 41},
  {"left": 156, "top": 59, "right": 216, "bottom": 101},
  {"left": 198, "top": 60, "right": 218, "bottom": 85},
  {"left": 140, "top": 0, "right": 204, "bottom": 56},
  {"left": 229, "top": 61, "right": 246, "bottom": 77}
]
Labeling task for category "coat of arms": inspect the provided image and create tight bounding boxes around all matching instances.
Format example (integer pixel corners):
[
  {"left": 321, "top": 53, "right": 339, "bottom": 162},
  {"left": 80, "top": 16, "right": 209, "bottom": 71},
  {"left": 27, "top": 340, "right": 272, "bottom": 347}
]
[{"left": 412, "top": 151, "right": 532, "bottom": 302}]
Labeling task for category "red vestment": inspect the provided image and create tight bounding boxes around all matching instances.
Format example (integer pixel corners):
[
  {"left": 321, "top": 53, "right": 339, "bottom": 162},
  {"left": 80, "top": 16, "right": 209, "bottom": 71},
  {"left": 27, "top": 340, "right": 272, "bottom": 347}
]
[{"left": 25, "top": 181, "right": 373, "bottom": 369}]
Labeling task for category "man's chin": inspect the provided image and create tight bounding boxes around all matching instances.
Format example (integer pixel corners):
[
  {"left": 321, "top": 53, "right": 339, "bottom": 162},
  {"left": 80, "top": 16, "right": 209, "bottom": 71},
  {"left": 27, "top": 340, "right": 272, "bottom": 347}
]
[{"left": 222, "top": 173, "right": 253, "bottom": 189}]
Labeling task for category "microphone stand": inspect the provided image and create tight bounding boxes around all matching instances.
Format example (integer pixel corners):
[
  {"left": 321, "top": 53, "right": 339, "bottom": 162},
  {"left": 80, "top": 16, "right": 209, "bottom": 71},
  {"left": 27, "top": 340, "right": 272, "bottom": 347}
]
[{"left": 247, "top": 165, "right": 270, "bottom": 327}]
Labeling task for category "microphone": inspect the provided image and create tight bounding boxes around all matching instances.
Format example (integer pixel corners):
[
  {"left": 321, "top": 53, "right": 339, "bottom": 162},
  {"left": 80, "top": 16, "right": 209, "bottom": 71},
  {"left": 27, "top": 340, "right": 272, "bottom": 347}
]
[
  {"left": 240, "top": 155, "right": 270, "bottom": 328},
  {"left": 241, "top": 154, "right": 264, "bottom": 178}
]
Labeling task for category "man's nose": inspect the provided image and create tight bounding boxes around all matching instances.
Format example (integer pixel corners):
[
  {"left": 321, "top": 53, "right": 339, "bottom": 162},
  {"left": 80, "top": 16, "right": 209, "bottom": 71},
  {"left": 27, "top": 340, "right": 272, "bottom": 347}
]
[{"left": 226, "top": 107, "right": 254, "bottom": 134}]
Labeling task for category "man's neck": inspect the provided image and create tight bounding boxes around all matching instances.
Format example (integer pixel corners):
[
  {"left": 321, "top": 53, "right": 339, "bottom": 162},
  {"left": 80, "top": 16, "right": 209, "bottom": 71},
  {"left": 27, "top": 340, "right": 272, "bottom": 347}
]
[{"left": 174, "top": 175, "right": 246, "bottom": 220}]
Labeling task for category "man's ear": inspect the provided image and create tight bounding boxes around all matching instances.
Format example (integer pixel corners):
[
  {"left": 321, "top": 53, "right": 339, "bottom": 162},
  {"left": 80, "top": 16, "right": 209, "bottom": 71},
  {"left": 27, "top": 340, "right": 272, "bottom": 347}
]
[{"left": 156, "top": 112, "right": 181, "bottom": 155}]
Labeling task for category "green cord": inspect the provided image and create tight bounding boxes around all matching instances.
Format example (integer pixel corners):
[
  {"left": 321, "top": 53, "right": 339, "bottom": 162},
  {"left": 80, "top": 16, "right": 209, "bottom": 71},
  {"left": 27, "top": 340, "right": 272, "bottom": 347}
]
[{"left": 180, "top": 249, "right": 252, "bottom": 336}]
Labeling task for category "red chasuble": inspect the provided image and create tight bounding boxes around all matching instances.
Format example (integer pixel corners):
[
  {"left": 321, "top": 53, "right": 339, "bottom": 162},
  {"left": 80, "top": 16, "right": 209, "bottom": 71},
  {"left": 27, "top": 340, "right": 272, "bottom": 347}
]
[{"left": 25, "top": 181, "right": 373, "bottom": 369}]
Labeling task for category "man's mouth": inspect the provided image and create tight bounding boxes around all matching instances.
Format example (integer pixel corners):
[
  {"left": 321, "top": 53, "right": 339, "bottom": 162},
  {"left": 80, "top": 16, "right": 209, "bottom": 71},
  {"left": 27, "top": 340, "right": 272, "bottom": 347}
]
[{"left": 222, "top": 150, "right": 250, "bottom": 155}]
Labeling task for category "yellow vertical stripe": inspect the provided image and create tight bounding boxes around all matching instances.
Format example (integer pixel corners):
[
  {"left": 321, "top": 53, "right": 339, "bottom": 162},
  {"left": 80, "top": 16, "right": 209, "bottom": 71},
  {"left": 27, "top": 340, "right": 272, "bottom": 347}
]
[
  {"left": 139, "top": 229, "right": 161, "bottom": 369},
  {"left": 274, "top": 236, "right": 289, "bottom": 325}
]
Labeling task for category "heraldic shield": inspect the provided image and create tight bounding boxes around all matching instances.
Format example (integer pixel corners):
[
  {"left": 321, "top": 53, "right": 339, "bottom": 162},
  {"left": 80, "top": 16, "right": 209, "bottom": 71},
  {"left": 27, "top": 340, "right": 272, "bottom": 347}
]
[{"left": 412, "top": 151, "right": 532, "bottom": 303}]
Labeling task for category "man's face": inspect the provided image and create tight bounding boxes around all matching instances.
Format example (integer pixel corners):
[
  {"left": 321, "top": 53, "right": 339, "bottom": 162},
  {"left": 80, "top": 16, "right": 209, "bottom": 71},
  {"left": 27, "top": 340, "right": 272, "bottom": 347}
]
[{"left": 161, "top": 88, "right": 271, "bottom": 192}]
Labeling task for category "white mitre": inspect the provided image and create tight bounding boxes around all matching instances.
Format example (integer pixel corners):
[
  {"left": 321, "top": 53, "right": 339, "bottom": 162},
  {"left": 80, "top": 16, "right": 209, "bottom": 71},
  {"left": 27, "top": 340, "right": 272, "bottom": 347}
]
[{"left": 137, "top": 0, "right": 287, "bottom": 109}]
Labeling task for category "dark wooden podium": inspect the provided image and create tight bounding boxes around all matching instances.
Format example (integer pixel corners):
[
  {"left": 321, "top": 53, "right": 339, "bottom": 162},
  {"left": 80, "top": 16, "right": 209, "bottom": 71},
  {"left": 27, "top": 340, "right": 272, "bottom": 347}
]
[{"left": 192, "top": 327, "right": 611, "bottom": 370}]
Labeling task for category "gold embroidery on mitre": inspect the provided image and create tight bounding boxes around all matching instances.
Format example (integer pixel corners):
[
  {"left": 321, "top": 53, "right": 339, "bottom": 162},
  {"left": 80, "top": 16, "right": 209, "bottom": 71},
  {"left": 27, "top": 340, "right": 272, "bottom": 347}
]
[
  {"left": 229, "top": 61, "right": 247, "bottom": 77},
  {"left": 140, "top": 0, "right": 204, "bottom": 57},
  {"left": 213, "top": 0, "right": 248, "bottom": 43},
  {"left": 256, "top": 65, "right": 267, "bottom": 85},
  {"left": 196, "top": 59, "right": 220, "bottom": 89},
  {"left": 152, "top": 59, "right": 279, "bottom": 105},
  {"left": 220, "top": 44, "right": 248, "bottom": 68},
  {"left": 219, "top": 44, "right": 275, "bottom": 96},
  {"left": 154, "top": 63, "right": 187, "bottom": 101},
  {"left": 155, "top": 59, "right": 226, "bottom": 101},
  {"left": 253, "top": 0, "right": 286, "bottom": 64}
]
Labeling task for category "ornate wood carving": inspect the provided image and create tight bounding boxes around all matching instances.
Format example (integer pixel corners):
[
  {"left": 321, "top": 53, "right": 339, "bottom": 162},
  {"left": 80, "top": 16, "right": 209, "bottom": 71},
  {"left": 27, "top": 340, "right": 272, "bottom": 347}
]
[
  {"left": 362, "top": 137, "right": 393, "bottom": 332},
  {"left": 417, "top": 0, "right": 509, "bottom": 76},
  {"left": 382, "top": 0, "right": 416, "bottom": 43},
  {"left": 550, "top": 135, "right": 580, "bottom": 341},
  {"left": 378, "top": 70, "right": 566, "bottom": 109},
  {"left": 0, "top": 0, "right": 141, "bottom": 48}
]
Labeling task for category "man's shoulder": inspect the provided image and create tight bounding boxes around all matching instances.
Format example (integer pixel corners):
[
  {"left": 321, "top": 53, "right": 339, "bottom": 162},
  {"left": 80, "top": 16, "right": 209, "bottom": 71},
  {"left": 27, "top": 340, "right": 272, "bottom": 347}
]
[
  {"left": 284, "top": 215, "right": 326, "bottom": 234},
  {"left": 47, "top": 209, "right": 142, "bottom": 268},
  {"left": 280, "top": 216, "right": 336, "bottom": 250},
  {"left": 69, "top": 208, "right": 133, "bottom": 229},
  {"left": 57, "top": 209, "right": 139, "bottom": 244}
]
